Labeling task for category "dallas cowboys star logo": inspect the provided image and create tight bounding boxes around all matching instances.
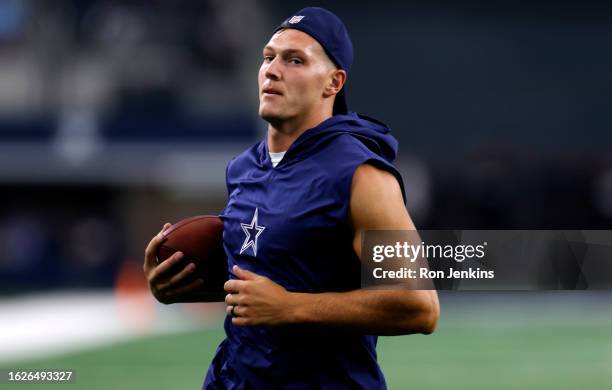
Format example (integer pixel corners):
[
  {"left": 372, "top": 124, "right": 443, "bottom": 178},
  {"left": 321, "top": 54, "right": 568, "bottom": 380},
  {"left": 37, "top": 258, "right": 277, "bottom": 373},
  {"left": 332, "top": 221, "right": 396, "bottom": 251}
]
[{"left": 240, "top": 208, "right": 266, "bottom": 256}]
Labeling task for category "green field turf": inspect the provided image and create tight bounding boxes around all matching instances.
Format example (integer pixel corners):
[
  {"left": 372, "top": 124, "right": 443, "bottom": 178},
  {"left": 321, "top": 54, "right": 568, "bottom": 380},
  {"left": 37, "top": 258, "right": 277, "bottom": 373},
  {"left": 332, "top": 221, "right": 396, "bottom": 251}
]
[{"left": 2, "top": 293, "right": 612, "bottom": 389}]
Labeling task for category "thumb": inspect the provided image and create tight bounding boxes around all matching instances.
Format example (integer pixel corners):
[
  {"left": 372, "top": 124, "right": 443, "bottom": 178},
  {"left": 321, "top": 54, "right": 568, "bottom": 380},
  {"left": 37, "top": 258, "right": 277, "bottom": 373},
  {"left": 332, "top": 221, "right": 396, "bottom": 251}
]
[
  {"left": 233, "top": 265, "right": 259, "bottom": 281},
  {"left": 161, "top": 223, "right": 172, "bottom": 236}
]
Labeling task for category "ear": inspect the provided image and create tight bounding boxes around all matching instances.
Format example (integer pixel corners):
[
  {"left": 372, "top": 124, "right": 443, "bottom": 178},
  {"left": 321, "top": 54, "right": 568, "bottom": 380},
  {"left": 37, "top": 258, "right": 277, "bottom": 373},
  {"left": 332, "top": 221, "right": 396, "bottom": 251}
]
[{"left": 323, "top": 69, "right": 347, "bottom": 98}]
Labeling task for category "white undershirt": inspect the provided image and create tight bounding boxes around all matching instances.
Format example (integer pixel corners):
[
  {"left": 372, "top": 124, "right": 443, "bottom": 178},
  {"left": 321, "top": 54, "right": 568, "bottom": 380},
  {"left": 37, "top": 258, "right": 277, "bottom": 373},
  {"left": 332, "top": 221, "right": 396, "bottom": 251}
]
[{"left": 269, "top": 151, "right": 286, "bottom": 167}]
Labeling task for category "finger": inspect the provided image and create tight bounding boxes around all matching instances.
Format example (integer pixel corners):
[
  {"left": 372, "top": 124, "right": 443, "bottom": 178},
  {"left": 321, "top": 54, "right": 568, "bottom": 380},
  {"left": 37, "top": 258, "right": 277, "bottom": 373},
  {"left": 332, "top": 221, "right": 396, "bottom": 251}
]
[
  {"left": 166, "top": 278, "right": 204, "bottom": 298},
  {"left": 232, "top": 265, "right": 259, "bottom": 281},
  {"left": 224, "top": 279, "right": 245, "bottom": 293},
  {"left": 226, "top": 304, "right": 242, "bottom": 317},
  {"left": 232, "top": 316, "right": 250, "bottom": 326},
  {"left": 225, "top": 293, "right": 240, "bottom": 306},
  {"left": 157, "top": 262, "right": 196, "bottom": 292},
  {"left": 144, "top": 226, "right": 169, "bottom": 270},
  {"left": 159, "top": 222, "right": 172, "bottom": 237},
  {"left": 149, "top": 251, "right": 184, "bottom": 284},
  {"left": 230, "top": 304, "right": 245, "bottom": 317}
]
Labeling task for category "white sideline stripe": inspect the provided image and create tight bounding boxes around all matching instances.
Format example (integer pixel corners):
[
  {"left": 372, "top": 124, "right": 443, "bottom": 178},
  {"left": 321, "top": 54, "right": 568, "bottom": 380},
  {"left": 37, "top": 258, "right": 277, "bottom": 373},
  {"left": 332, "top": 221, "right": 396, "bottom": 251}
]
[
  {"left": 0, "top": 291, "right": 194, "bottom": 364},
  {"left": 2, "top": 291, "right": 610, "bottom": 364}
]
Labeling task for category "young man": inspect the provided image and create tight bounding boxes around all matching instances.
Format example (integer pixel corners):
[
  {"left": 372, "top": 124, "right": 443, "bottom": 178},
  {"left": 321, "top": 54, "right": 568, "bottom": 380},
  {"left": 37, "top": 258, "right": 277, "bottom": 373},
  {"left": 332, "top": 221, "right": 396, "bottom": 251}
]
[{"left": 144, "top": 7, "right": 439, "bottom": 388}]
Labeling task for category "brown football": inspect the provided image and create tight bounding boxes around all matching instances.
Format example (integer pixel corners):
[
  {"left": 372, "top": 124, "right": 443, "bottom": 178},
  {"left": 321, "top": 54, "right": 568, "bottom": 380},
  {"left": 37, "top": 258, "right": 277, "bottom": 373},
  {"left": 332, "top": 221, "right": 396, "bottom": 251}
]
[{"left": 156, "top": 215, "right": 227, "bottom": 298}]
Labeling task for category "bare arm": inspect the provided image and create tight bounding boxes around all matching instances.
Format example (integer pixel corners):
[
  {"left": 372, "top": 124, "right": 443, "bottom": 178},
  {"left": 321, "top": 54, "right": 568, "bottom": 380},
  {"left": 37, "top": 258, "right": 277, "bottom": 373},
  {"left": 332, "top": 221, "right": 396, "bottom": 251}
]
[
  {"left": 290, "top": 164, "right": 439, "bottom": 335},
  {"left": 225, "top": 164, "right": 440, "bottom": 335}
]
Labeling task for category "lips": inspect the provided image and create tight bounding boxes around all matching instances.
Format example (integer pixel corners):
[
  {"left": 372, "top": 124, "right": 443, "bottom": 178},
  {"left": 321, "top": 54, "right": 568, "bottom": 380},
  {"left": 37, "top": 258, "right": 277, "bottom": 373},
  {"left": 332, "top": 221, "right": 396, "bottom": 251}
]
[{"left": 262, "top": 86, "right": 282, "bottom": 95}]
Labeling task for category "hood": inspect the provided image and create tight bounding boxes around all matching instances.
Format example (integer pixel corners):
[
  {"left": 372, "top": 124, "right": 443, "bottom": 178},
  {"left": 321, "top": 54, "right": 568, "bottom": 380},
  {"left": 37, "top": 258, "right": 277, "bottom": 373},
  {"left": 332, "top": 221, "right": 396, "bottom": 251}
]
[{"left": 260, "top": 112, "right": 399, "bottom": 166}]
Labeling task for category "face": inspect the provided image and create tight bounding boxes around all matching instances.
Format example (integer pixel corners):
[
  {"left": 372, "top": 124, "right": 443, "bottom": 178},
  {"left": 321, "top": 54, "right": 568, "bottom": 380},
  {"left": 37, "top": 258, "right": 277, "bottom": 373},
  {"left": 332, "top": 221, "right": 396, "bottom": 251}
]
[{"left": 258, "top": 29, "right": 338, "bottom": 125}]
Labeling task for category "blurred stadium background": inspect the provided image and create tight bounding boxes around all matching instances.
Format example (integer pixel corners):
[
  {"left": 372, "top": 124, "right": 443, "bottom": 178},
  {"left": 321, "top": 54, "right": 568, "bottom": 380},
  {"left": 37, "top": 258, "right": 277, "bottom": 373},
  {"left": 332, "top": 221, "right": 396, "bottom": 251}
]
[{"left": 0, "top": 0, "right": 611, "bottom": 389}]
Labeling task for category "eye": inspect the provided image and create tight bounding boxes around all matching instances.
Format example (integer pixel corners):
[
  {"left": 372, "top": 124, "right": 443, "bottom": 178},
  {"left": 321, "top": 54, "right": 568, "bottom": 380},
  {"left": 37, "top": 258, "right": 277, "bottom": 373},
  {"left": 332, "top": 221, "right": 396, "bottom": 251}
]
[
  {"left": 289, "top": 58, "right": 304, "bottom": 65},
  {"left": 263, "top": 55, "right": 274, "bottom": 63}
]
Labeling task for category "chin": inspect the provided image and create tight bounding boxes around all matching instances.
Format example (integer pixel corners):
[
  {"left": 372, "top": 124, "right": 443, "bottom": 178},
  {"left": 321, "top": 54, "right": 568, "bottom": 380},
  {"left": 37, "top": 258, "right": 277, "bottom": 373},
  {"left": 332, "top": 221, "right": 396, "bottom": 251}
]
[{"left": 259, "top": 105, "right": 284, "bottom": 124}]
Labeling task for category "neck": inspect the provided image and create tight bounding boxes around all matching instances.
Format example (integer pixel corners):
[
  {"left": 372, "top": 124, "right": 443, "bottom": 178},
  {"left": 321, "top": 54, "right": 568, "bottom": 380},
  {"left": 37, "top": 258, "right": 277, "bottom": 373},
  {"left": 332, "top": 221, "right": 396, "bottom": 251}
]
[{"left": 267, "top": 109, "right": 332, "bottom": 153}]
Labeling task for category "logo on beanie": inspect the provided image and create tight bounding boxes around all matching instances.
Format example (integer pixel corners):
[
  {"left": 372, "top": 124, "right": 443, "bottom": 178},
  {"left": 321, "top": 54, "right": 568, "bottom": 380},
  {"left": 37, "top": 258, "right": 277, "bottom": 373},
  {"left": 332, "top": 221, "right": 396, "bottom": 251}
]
[{"left": 288, "top": 15, "right": 305, "bottom": 24}]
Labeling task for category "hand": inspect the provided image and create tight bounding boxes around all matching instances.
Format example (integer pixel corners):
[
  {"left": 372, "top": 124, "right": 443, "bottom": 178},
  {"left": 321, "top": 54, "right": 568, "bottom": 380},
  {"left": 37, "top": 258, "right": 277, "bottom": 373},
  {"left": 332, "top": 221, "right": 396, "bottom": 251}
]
[
  {"left": 224, "top": 265, "right": 295, "bottom": 326},
  {"left": 143, "top": 223, "right": 204, "bottom": 304}
]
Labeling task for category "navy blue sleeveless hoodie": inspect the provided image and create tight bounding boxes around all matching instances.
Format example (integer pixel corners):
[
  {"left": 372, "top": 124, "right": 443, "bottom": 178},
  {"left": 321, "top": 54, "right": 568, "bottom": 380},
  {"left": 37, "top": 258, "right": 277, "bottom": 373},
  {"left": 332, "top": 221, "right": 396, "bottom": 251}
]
[{"left": 204, "top": 112, "right": 405, "bottom": 389}]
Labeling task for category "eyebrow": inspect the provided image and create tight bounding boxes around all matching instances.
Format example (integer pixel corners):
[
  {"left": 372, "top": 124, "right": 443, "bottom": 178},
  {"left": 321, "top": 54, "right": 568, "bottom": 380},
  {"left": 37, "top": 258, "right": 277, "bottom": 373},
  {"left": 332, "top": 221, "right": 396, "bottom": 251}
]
[{"left": 263, "top": 46, "right": 307, "bottom": 57}]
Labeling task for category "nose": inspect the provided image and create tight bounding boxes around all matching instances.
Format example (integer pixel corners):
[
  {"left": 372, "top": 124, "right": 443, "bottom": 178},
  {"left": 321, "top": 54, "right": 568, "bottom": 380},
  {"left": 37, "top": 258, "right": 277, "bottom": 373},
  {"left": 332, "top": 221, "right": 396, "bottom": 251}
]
[{"left": 264, "top": 57, "right": 281, "bottom": 81}]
